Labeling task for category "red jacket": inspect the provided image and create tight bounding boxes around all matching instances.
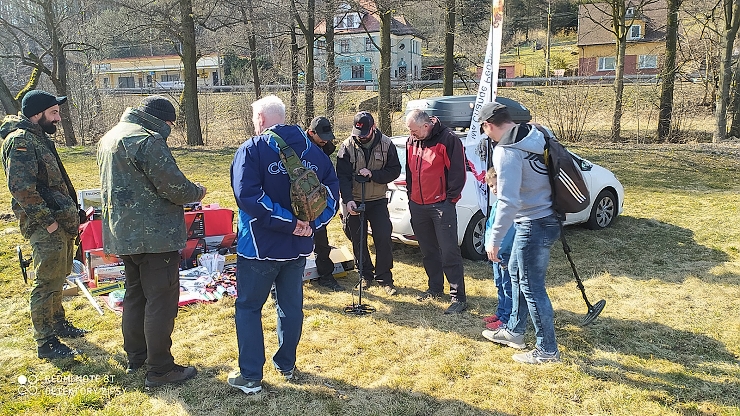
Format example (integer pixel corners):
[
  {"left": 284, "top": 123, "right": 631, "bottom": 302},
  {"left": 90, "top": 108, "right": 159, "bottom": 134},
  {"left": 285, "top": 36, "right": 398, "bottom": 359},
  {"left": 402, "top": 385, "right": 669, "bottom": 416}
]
[{"left": 405, "top": 118, "right": 466, "bottom": 205}]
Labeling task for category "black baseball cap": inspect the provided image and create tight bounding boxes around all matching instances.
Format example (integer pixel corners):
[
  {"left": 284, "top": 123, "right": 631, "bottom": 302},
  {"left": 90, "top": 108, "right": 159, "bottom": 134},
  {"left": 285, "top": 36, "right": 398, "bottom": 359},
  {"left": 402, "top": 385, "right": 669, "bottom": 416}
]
[
  {"left": 309, "top": 116, "right": 335, "bottom": 142},
  {"left": 352, "top": 111, "right": 374, "bottom": 137},
  {"left": 478, "top": 102, "right": 507, "bottom": 133},
  {"left": 21, "top": 90, "right": 67, "bottom": 118}
]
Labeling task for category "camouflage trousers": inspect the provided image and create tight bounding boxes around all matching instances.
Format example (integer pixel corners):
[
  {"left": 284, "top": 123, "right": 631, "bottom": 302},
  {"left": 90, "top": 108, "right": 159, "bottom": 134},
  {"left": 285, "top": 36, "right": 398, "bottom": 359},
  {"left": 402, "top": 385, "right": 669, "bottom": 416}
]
[{"left": 29, "top": 227, "right": 75, "bottom": 345}]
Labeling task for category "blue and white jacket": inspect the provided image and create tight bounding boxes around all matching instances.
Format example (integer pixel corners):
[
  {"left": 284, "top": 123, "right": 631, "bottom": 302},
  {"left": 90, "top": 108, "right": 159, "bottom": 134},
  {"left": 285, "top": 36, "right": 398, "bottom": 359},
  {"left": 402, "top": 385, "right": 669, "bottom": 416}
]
[{"left": 230, "top": 124, "right": 339, "bottom": 261}]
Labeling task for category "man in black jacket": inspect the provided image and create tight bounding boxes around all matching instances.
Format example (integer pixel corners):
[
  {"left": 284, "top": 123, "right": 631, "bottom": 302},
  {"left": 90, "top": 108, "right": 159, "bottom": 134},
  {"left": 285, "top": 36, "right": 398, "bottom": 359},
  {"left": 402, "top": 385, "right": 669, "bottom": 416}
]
[{"left": 305, "top": 116, "right": 343, "bottom": 291}]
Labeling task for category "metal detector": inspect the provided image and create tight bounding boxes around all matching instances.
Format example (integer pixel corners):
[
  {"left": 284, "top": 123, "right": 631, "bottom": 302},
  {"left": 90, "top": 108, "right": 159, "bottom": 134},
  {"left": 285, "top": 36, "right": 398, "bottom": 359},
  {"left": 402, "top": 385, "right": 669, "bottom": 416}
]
[
  {"left": 344, "top": 174, "right": 376, "bottom": 315},
  {"left": 17, "top": 245, "right": 32, "bottom": 284},
  {"left": 557, "top": 221, "right": 606, "bottom": 326}
]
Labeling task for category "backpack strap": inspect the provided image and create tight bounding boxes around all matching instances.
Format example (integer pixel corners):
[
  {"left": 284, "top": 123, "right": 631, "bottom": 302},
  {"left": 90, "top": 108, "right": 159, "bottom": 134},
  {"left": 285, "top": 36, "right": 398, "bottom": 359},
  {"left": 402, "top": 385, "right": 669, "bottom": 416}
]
[{"left": 263, "top": 129, "right": 300, "bottom": 179}]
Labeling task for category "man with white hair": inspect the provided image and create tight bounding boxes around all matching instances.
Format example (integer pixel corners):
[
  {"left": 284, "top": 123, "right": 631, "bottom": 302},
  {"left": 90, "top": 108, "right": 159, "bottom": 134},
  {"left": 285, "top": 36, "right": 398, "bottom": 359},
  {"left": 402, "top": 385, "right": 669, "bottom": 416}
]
[{"left": 228, "top": 95, "right": 339, "bottom": 395}]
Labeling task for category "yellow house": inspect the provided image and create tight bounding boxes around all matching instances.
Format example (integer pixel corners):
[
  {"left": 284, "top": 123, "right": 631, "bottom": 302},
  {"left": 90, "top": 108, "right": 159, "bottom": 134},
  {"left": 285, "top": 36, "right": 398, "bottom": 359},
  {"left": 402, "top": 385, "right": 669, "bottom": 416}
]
[
  {"left": 577, "top": 1, "right": 666, "bottom": 76},
  {"left": 92, "top": 54, "right": 224, "bottom": 89}
]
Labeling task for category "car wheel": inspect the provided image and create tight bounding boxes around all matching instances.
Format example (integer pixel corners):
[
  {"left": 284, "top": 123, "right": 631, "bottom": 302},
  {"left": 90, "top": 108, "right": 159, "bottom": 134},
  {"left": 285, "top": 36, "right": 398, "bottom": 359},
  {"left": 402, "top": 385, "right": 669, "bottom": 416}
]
[
  {"left": 460, "top": 211, "right": 486, "bottom": 261},
  {"left": 586, "top": 189, "right": 617, "bottom": 229}
]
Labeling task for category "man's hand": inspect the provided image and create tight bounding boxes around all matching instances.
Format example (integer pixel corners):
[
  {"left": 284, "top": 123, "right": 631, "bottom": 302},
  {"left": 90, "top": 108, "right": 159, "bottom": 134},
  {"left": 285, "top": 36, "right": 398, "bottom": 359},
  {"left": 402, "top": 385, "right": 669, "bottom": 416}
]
[
  {"left": 346, "top": 201, "right": 359, "bottom": 215},
  {"left": 46, "top": 221, "right": 59, "bottom": 234},
  {"left": 195, "top": 183, "right": 207, "bottom": 201},
  {"left": 487, "top": 246, "right": 500, "bottom": 262},
  {"left": 293, "top": 219, "right": 312, "bottom": 236},
  {"left": 358, "top": 168, "right": 372, "bottom": 179}
]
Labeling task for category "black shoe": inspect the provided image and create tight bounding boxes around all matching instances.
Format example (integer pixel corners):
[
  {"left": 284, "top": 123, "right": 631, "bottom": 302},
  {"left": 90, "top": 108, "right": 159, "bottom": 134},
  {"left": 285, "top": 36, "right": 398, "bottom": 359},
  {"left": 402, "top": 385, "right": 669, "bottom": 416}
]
[
  {"left": 54, "top": 320, "right": 88, "bottom": 338},
  {"left": 317, "top": 275, "right": 344, "bottom": 291},
  {"left": 381, "top": 284, "right": 398, "bottom": 296},
  {"left": 126, "top": 362, "right": 144, "bottom": 374},
  {"left": 37, "top": 336, "right": 79, "bottom": 359},
  {"left": 444, "top": 301, "right": 467, "bottom": 314},
  {"left": 416, "top": 290, "right": 443, "bottom": 301},
  {"left": 145, "top": 364, "right": 197, "bottom": 387}
]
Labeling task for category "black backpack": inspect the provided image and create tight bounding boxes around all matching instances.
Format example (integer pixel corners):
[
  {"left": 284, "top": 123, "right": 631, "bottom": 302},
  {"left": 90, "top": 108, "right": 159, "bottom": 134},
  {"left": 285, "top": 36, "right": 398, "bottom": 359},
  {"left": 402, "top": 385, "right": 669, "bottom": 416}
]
[{"left": 533, "top": 125, "right": 590, "bottom": 219}]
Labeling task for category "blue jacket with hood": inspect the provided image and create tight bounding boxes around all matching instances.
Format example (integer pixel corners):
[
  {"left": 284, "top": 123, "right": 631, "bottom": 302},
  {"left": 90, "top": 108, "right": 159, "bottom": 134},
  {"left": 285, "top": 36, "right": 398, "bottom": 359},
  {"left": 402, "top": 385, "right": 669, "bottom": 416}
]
[{"left": 230, "top": 124, "right": 339, "bottom": 261}]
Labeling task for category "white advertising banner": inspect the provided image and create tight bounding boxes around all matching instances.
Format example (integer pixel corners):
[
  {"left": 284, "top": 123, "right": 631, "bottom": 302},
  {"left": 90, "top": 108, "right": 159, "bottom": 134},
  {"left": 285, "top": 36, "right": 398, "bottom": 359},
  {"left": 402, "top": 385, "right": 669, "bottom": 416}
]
[{"left": 464, "top": 0, "right": 505, "bottom": 214}]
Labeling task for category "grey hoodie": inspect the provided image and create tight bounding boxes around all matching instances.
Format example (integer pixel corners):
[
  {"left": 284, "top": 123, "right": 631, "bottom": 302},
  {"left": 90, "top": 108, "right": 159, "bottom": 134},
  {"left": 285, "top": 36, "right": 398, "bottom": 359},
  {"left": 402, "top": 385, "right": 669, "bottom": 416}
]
[{"left": 490, "top": 123, "right": 554, "bottom": 247}]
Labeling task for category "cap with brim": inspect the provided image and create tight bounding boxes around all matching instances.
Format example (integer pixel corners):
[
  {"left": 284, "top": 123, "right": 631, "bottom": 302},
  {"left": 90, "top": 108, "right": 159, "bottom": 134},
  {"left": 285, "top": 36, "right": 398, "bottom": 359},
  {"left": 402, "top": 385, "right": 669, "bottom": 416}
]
[
  {"left": 352, "top": 111, "right": 374, "bottom": 137},
  {"left": 21, "top": 90, "right": 67, "bottom": 118},
  {"left": 478, "top": 101, "right": 507, "bottom": 134},
  {"left": 309, "top": 116, "right": 335, "bottom": 141}
]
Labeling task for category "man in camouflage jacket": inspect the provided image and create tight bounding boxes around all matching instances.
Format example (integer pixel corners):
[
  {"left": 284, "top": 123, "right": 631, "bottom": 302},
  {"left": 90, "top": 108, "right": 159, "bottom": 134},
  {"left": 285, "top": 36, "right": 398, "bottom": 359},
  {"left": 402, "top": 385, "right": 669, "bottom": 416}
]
[
  {"left": 97, "top": 95, "right": 206, "bottom": 387},
  {"left": 1, "top": 90, "right": 88, "bottom": 359}
]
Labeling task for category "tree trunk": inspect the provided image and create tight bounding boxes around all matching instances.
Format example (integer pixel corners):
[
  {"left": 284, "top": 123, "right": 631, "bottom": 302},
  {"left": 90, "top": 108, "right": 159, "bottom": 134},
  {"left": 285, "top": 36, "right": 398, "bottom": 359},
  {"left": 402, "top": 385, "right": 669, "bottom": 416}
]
[
  {"left": 657, "top": 0, "right": 680, "bottom": 142},
  {"left": 442, "top": 0, "right": 455, "bottom": 96},
  {"left": 180, "top": 0, "right": 204, "bottom": 146},
  {"left": 729, "top": 59, "right": 740, "bottom": 137},
  {"left": 304, "top": 0, "right": 316, "bottom": 126},
  {"left": 0, "top": 76, "right": 19, "bottom": 115},
  {"left": 45, "top": 2, "right": 76, "bottom": 146},
  {"left": 246, "top": 0, "right": 261, "bottom": 98},
  {"left": 610, "top": 37, "right": 626, "bottom": 142},
  {"left": 325, "top": 0, "right": 337, "bottom": 121},
  {"left": 378, "top": 8, "right": 392, "bottom": 135},
  {"left": 714, "top": 0, "right": 740, "bottom": 143},
  {"left": 290, "top": 23, "right": 300, "bottom": 124}
]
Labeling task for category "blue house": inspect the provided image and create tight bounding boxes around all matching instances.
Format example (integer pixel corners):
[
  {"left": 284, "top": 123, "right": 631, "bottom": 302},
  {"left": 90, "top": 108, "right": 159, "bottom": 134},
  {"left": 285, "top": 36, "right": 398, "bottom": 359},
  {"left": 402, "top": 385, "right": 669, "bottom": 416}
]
[{"left": 314, "top": 2, "right": 423, "bottom": 84}]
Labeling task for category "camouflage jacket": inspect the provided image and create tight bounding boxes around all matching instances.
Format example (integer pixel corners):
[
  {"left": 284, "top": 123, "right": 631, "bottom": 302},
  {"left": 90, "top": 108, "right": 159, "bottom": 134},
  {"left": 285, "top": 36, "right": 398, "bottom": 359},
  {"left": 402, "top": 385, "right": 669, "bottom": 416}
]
[
  {"left": 1, "top": 114, "right": 80, "bottom": 238},
  {"left": 97, "top": 108, "right": 205, "bottom": 255}
]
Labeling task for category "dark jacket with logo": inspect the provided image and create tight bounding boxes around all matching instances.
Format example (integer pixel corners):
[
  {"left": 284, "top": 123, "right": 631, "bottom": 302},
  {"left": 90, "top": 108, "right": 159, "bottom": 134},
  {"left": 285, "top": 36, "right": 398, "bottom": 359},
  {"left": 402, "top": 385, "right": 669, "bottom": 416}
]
[
  {"left": 405, "top": 117, "right": 466, "bottom": 205},
  {"left": 1, "top": 114, "right": 79, "bottom": 238}
]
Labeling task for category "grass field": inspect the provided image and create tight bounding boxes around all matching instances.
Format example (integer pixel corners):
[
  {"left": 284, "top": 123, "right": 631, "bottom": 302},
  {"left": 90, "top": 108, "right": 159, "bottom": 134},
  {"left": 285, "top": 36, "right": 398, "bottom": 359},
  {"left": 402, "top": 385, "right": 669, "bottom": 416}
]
[{"left": 0, "top": 139, "right": 738, "bottom": 415}]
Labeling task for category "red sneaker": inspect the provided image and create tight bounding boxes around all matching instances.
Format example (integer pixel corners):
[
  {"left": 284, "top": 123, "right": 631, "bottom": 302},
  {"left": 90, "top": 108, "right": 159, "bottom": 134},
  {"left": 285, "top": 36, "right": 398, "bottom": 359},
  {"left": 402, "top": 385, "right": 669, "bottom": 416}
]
[
  {"left": 485, "top": 320, "right": 504, "bottom": 330},
  {"left": 482, "top": 315, "right": 499, "bottom": 324}
]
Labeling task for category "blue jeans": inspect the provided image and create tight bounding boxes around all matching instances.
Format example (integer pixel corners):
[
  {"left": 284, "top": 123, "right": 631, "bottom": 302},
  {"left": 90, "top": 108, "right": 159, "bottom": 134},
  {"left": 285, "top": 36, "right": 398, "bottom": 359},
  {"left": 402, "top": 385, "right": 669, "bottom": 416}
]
[
  {"left": 235, "top": 256, "right": 306, "bottom": 381},
  {"left": 492, "top": 261, "right": 513, "bottom": 324},
  {"left": 506, "top": 214, "right": 561, "bottom": 354}
]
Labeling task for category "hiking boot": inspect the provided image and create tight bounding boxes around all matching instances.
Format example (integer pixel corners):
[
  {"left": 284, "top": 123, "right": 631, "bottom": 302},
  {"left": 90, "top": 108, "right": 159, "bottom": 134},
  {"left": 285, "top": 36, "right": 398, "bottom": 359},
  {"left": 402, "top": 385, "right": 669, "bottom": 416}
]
[
  {"left": 54, "top": 320, "right": 88, "bottom": 338},
  {"left": 144, "top": 364, "right": 197, "bottom": 387},
  {"left": 228, "top": 373, "right": 262, "bottom": 394},
  {"left": 416, "top": 290, "right": 443, "bottom": 301},
  {"left": 37, "top": 336, "right": 79, "bottom": 359},
  {"left": 381, "top": 284, "right": 397, "bottom": 296},
  {"left": 482, "top": 315, "right": 499, "bottom": 324},
  {"left": 444, "top": 301, "right": 467, "bottom": 314},
  {"left": 485, "top": 320, "right": 504, "bottom": 330},
  {"left": 317, "top": 275, "right": 344, "bottom": 291},
  {"left": 481, "top": 328, "right": 526, "bottom": 349},
  {"left": 512, "top": 348, "right": 561, "bottom": 364},
  {"left": 354, "top": 278, "right": 371, "bottom": 290}
]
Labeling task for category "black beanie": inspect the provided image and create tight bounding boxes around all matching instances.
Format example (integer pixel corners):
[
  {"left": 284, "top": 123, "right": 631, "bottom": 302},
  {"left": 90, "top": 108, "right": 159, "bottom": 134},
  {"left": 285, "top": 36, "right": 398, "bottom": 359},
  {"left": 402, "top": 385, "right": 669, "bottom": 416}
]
[
  {"left": 138, "top": 95, "right": 177, "bottom": 122},
  {"left": 21, "top": 90, "right": 67, "bottom": 118}
]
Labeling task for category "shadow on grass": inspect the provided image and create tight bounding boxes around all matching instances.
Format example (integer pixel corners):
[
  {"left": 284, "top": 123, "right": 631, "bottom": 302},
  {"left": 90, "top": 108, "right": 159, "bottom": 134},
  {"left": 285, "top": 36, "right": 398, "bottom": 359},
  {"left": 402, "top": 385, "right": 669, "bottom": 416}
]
[
  {"left": 557, "top": 315, "right": 740, "bottom": 411},
  {"left": 546, "top": 216, "right": 733, "bottom": 285}
]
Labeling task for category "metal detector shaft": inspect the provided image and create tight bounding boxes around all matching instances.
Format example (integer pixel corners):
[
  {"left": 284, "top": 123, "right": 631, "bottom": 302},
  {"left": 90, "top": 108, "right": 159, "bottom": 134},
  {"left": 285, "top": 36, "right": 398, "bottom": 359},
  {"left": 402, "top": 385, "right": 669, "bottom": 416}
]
[{"left": 70, "top": 275, "right": 104, "bottom": 316}]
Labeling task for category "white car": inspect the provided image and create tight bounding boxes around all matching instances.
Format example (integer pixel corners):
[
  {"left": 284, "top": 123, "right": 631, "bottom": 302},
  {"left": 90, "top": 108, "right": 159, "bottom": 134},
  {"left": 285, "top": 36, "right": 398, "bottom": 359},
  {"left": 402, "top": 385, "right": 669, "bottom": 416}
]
[{"left": 386, "top": 136, "right": 625, "bottom": 260}]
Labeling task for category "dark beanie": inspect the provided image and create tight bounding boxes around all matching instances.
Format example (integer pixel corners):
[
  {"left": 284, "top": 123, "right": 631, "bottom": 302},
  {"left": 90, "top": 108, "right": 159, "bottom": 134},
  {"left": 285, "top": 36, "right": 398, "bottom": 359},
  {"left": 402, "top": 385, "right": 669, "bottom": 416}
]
[
  {"left": 21, "top": 90, "right": 67, "bottom": 118},
  {"left": 137, "top": 95, "right": 177, "bottom": 122}
]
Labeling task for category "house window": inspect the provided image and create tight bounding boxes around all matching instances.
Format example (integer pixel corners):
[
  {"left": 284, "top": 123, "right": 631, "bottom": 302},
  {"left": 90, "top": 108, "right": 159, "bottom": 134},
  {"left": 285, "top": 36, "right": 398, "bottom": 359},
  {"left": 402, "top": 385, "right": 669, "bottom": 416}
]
[
  {"left": 340, "top": 39, "right": 350, "bottom": 53},
  {"left": 627, "top": 24, "right": 641, "bottom": 40},
  {"left": 102, "top": 77, "right": 110, "bottom": 88},
  {"left": 161, "top": 74, "right": 180, "bottom": 82},
  {"left": 625, "top": 7, "right": 634, "bottom": 17},
  {"left": 598, "top": 57, "right": 616, "bottom": 71},
  {"left": 365, "top": 37, "right": 373, "bottom": 51},
  {"left": 351, "top": 65, "right": 364, "bottom": 79},
  {"left": 638, "top": 55, "right": 657, "bottom": 69},
  {"left": 316, "top": 39, "right": 326, "bottom": 54},
  {"left": 118, "top": 76, "right": 135, "bottom": 88},
  {"left": 345, "top": 14, "right": 355, "bottom": 28}
]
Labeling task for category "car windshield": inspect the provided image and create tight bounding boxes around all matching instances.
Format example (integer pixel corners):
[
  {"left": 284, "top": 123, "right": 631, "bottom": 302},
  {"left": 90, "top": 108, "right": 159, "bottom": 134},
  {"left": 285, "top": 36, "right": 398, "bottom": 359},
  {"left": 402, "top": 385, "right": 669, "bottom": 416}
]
[{"left": 395, "top": 144, "right": 407, "bottom": 176}]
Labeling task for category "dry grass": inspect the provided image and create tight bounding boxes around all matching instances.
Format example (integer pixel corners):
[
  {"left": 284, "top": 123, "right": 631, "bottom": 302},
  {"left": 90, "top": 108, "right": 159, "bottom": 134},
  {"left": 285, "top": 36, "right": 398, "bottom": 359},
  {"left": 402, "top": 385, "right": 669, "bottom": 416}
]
[{"left": 0, "top": 114, "right": 739, "bottom": 415}]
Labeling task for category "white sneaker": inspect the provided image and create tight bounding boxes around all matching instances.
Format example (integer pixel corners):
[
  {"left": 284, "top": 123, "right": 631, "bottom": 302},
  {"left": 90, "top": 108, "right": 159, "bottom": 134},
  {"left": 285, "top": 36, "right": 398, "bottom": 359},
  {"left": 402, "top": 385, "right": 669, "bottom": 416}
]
[
  {"left": 512, "top": 348, "right": 561, "bottom": 364},
  {"left": 481, "top": 328, "right": 526, "bottom": 349}
]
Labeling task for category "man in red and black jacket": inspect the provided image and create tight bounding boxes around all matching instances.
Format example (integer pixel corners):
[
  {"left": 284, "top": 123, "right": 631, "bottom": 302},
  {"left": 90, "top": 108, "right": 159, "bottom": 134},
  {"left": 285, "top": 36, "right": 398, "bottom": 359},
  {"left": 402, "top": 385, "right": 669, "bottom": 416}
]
[{"left": 404, "top": 109, "right": 467, "bottom": 314}]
